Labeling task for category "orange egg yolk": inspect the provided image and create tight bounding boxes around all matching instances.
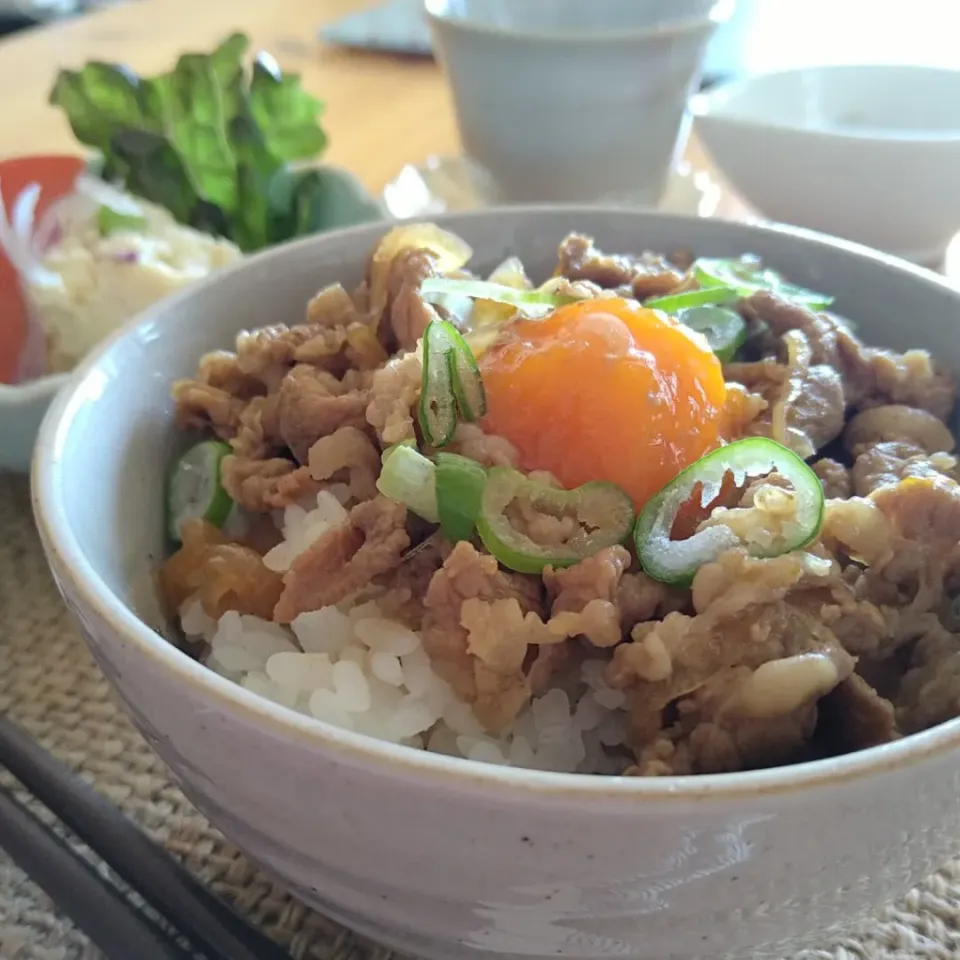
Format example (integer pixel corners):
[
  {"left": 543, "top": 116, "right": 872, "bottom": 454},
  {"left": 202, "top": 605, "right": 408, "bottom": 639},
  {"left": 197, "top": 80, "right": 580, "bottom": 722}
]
[{"left": 479, "top": 298, "right": 727, "bottom": 510}]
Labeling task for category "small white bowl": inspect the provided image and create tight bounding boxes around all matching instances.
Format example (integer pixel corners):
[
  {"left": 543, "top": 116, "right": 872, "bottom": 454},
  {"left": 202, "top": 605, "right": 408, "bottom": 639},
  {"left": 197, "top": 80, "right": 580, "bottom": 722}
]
[
  {"left": 692, "top": 64, "right": 960, "bottom": 264},
  {"left": 0, "top": 374, "right": 68, "bottom": 472}
]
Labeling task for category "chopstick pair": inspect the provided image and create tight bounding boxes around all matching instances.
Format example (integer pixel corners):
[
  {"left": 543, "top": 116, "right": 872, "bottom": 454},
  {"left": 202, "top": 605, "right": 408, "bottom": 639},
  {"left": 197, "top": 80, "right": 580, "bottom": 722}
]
[
  {"left": 0, "top": 713, "right": 292, "bottom": 960},
  {"left": 0, "top": 782, "right": 195, "bottom": 959}
]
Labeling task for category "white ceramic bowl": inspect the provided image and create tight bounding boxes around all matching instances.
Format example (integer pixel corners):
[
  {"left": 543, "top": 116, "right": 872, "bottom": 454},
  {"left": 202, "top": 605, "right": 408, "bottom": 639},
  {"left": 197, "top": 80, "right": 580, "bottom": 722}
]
[
  {"left": 692, "top": 65, "right": 960, "bottom": 264},
  {"left": 0, "top": 373, "right": 67, "bottom": 472},
  {"left": 33, "top": 208, "right": 960, "bottom": 960}
]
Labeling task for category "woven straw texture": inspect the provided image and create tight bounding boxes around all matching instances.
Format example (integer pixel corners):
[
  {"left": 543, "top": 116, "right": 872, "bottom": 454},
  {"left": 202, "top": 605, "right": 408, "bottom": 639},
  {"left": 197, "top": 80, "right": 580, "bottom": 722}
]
[{"left": 1, "top": 472, "right": 960, "bottom": 960}]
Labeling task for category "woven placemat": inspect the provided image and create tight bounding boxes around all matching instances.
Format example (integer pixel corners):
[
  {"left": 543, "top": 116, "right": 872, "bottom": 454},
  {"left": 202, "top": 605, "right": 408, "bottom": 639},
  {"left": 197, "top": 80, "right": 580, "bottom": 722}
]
[{"left": 1, "top": 472, "right": 959, "bottom": 960}]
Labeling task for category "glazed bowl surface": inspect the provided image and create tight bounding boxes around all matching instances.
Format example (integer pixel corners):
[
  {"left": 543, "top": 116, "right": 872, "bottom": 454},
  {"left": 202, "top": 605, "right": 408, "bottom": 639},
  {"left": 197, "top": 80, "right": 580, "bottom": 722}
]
[
  {"left": 32, "top": 206, "right": 960, "bottom": 960},
  {"left": 692, "top": 64, "right": 960, "bottom": 264}
]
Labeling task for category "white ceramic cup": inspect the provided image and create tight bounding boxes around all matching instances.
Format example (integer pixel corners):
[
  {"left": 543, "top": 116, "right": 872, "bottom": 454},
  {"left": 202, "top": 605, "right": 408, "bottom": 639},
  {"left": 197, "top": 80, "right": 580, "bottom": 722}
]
[{"left": 425, "top": 0, "right": 731, "bottom": 205}]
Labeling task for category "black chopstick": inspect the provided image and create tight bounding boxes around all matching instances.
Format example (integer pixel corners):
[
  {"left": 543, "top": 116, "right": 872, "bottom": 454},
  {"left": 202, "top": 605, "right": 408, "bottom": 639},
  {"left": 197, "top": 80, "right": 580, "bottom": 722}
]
[
  {"left": 0, "top": 714, "right": 291, "bottom": 960},
  {"left": 0, "top": 781, "right": 194, "bottom": 960}
]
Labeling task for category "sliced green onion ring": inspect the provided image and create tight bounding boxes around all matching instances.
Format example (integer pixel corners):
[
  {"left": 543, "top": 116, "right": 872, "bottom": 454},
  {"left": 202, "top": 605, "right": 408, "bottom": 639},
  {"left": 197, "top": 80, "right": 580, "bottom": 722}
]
[
  {"left": 435, "top": 453, "right": 487, "bottom": 543},
  {"left": 634, "top": 437, "right": 825, "bottom": 586},
  {"left": 444, "top": 321, "right": 486, "bottom": 422},
  {"left": 694, "top": 257, "right": 833, "bottom": 310},
  {"left": 418, "top": 319, "right": 460, "bottom": 447},
  {"left": 418, "top": 318, "right": 486, "bottom": 445},
  {"left": 376, "top": 444, "right": 439, "bottom": 523},
  {"left": 381, "top": 438, "right": 418, "bottom": 465},
  {"left": 677, "top": 305, "right": 747, "bottom": 363},
  {"left": 421, "top": 277, "right": 578, "bottom": 317},
  {"left": 476, "top": 468, "right": 635, "bottom": 574},
  {"left": 166, "top": 440, "right": 235, "bottom": 542},
  {"left": 644, "top": 286, "right": 739, "bottom": 313}
]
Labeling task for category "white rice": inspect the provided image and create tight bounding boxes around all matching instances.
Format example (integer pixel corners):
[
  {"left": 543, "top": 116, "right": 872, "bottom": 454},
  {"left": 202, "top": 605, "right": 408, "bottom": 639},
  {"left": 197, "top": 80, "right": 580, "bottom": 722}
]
[
  {"left": 262, "top": 491, "right": 349, "bottom": 573},
  {"left": 180, "top": 492, "right": 630, "bottom": 773}
]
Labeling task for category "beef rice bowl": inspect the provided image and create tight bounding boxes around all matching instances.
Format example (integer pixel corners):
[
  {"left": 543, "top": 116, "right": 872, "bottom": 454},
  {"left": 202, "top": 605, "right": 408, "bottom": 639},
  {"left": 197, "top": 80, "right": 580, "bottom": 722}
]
[{"left": 158, "top": 222, "right": 960, "bottom": 777}]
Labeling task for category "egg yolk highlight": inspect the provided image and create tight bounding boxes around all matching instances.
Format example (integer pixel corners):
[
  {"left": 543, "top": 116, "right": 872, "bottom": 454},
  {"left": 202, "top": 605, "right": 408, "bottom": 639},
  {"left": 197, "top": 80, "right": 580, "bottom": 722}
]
[{"left": 479, "top": 298, "right": 727, "bottom": 510}]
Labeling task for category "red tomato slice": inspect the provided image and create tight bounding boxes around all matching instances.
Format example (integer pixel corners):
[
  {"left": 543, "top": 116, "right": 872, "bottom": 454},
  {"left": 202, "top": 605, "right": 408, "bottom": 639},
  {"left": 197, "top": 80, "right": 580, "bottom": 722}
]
[{"left": 0, "top": 154, "right": 85, "bottom": 384}]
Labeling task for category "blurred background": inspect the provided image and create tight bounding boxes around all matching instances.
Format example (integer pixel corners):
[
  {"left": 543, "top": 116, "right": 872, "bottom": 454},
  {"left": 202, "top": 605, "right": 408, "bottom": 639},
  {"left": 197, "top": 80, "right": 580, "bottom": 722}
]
[
  {"left": 704, "top": 0, "right": 958, "bottom": 82},
  {"left": 1, "top": 0, "right": 956, "bottom": 77}
]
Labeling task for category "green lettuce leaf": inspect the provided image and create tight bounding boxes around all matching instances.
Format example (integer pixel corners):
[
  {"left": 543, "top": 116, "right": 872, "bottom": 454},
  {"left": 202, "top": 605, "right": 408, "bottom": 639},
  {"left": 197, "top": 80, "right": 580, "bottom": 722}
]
[
  {"left": 48, "top": 32, "right": 330, "bottom": 252},
  {"left": 249, "top": 53, "right": 328, "bottom": 162}
]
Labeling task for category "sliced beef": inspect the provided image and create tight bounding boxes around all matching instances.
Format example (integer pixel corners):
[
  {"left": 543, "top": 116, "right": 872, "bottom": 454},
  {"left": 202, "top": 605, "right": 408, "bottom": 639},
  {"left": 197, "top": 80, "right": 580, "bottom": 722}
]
[
  {"left": 171, "top": 380, "right": 247, "bottom": 440},
  {"left": 896, "top": 625, "right": 960, "bottom": 734},
  {"left": 555, "top": 233, "right": 685, "bottom": 299},
  {"left": 632, "top": 676, "right": 824, "bottom": 777},
  {"left": 816, "top": 673, "right": 900, "bottom": 753},
  {"left": 235, "top": 324, "right": 349, "bottom": 390},
  {"left": 277, "top": 364, "right": 370, "bottom": 463},
  {"left": 844, "top": 405, "right": 955, "bottom": 457},
  {"left": 273, "top": 497, "right": 410, "bottom": 623},
  {"left": 616, "top": 572, "right": 678, "bottom": 631},
  {"left": 375, "top": 535, "right": 451, "bottom": 629},
  {"left": 844, "top": 405, "right": 957, "bottom": 496},
  {"left": 725, "top": 330, "right": 845, "bottom": 457},
  {"left": 373, "top": 247, "right": 439, "bottom": 353},
  {"left": 159, "top": 519, "right": 283, "bottom": 621},
  {"left": 542, "top": 546, "right": 631, "bottom": 648},
  {"left": 365, "top": 351, "right": 422, "bottom": 445},
  {"left": 607, "top": 549, "right": 851, "bottom": 751},
  {"left": 852, "top": 348, "right": 956, "bottom": 421},
  {"left": 741, "top": 291, "right": 845, "bottom": 368},
  {"left": 871, "top": 475, "right": 960, "bottom": 550},
  {"left": 232, "top": 313, "right": 382, "bottom": 391},
  {"left": 306, "top": 426, "right": 381, "bottom": 502},
  {"left": 851, "top": 441, "right": 957, "bottom": 496},
  {"left": 779, "top": 344, "right": 846, "bottom": 457},
  {"left": 742, "top": 290, "right": 957, "bottom": 420},
  {"left": 230, "top": 395, "right": 283, "bottom": 460},
  {"left": 220, "top": 455, "right": 319, "bottom": 512},
  {"left": 822, "top": 476, "right": 960, "bottom": 614},
  {"left": 813, "top": 458, "right": 852, "bottom": 499},
  {"left": 446, "top": 423, "right": 520, "bottom": 468},
  {"left": 196, "top": 349, "right": 264, "bottom": 399},
  {"left": 422, "top": 541, "right": 552, "bottom": 730},
  {"left": 305, "top": 283, "right": 364, "bottom": 328}
]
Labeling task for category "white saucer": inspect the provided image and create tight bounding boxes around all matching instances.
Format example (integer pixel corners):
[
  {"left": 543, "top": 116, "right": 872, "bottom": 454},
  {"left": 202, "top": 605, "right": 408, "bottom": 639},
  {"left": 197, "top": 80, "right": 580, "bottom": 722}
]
[{"left": 381, "top": 155, "right": 723, "bottom": 220}]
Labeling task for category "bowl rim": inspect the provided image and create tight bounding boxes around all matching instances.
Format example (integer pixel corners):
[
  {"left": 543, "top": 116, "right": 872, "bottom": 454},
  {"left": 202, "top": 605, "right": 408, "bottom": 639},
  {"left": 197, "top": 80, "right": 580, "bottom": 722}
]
[
  {"left": 32, "top": 204, "right": 960, "bottom": 802},
  {"left": 424, "top": 0, "right": 732, "bottom": 43},
  {"left": 0, "top": 371, "right": 68, "bottom": 403},
  {"left": 691, "top": 63, "right": 960, "bottom": 144}
]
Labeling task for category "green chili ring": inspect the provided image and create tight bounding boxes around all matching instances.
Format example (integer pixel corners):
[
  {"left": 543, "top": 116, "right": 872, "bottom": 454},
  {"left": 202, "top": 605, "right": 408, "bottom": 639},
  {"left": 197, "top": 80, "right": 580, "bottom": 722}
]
[
  {"left": 476, "top": 467, "right": 635, "bottom": 574},
  {"left": 634, "top": 437, "right": 825, "bottom": 586},
  {"left": 418, "top": 317, "right": 487, "bottom": 446}
]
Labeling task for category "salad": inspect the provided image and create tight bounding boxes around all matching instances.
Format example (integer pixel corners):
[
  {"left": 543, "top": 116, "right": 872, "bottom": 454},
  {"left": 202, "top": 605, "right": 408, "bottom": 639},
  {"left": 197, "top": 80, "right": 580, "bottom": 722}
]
[{"left": 2, "top": 33, "right": 346, "bottom": 378}]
